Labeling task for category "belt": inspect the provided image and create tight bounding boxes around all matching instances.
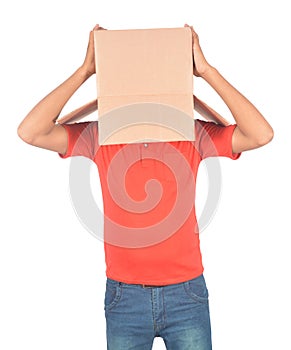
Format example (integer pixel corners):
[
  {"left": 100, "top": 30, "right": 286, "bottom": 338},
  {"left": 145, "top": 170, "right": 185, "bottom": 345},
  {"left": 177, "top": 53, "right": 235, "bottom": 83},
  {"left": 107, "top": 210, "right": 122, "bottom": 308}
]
[{"left": 141, "top": 284, "right": 164, "bottom": 288}]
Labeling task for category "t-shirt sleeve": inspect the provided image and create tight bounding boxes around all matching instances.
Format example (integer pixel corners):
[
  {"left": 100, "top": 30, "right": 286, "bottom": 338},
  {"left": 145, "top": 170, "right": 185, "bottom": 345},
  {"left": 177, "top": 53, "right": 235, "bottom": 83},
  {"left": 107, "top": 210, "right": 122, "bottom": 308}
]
[
  {"left": 195, "top": 119, "right": 241, "bottom": 160},
  {"left": 58, "top": 121, "right": 99, "bottom": 160}
]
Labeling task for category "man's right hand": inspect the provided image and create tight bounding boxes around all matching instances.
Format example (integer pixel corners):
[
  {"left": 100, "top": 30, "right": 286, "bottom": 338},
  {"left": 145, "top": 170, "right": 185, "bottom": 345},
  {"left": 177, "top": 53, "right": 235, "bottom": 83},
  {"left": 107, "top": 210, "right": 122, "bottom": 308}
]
[{"left": 81, "top": 24, "right": 107, "bottom": 79}]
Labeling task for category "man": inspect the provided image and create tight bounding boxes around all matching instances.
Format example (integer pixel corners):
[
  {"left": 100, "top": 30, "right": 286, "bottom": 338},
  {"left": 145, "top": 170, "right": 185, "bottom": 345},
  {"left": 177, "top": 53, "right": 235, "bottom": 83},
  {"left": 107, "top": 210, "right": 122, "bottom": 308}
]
[{"left": 17, "top": 23, "right": 273, "bottom": 350}]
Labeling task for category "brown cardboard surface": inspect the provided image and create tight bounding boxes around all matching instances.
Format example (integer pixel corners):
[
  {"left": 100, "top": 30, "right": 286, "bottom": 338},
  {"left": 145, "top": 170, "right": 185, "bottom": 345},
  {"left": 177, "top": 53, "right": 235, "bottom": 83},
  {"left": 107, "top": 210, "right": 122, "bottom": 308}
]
[
  {"left": 93, "top": 27, "right": 195, "bottom": 145},
  {"left": 57, "top": 27, "right": 231, "bottom": 130},
  {"left": 57, "top": 100, "right": 98, "bottom": 125},
  {"left": 193, "top": 96, "right": 230, "bottom": 126},
  {"left": 57, "top": 96, "right": 230, "bottom": 127}
]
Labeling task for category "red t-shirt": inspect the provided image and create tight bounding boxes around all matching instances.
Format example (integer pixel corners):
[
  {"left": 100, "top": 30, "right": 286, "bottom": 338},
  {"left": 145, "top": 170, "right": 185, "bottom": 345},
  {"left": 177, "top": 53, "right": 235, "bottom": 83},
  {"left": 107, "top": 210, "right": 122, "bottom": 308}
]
[{"left": 59, "top": 119, "right": 240, "bottom": 285}]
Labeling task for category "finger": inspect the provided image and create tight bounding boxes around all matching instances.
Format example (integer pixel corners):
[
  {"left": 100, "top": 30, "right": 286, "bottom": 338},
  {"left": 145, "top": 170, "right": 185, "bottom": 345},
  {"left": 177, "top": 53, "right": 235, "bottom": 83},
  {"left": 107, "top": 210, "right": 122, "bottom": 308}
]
[
  {"left": 185, "top": 24, "right": 195, "bottom": 38},
  {"left": 94, "top": 25, "right": 107, "bottom": 31},
  {"left": 189, "top": 25, "right": 198, "bottom": 38},
  {"left": 185, "top": 25, "right": 195, "bottom": 44},
  {"left": 184, "top": 24, "right": 195, "bottom": 40}
]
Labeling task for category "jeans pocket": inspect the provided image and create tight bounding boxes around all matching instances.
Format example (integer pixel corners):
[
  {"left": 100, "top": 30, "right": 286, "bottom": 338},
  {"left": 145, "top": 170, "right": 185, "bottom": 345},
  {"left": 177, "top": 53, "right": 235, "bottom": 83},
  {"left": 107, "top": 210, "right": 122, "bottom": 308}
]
[
  {"left": 104, "top": 279, "right": 122, "bottom": 312},
  {"left": 183, "top": 274, "right": 209, "bottom": 304}
]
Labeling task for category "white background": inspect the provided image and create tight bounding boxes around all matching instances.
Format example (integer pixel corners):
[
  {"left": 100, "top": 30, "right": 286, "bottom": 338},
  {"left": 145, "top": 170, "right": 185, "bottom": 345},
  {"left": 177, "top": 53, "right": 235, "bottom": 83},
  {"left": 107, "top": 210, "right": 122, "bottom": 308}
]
[{"left": 1, "top": 0, "right": 290, "bottom": 349}]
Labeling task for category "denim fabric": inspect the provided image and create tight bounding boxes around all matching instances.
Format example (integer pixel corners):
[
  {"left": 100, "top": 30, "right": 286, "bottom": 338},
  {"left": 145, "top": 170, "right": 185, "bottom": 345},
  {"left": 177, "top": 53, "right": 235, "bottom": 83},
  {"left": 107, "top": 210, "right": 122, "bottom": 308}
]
[{"left": 104, "top": 274, "right": 212, "bottom": 349}]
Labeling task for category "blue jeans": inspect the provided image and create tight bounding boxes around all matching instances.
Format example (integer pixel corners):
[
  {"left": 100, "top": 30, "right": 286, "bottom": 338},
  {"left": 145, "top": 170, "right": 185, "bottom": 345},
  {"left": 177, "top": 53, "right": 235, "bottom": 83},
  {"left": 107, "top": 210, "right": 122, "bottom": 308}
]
[{"left": 104, "top": 274, "right": 212, "bottom": 349}]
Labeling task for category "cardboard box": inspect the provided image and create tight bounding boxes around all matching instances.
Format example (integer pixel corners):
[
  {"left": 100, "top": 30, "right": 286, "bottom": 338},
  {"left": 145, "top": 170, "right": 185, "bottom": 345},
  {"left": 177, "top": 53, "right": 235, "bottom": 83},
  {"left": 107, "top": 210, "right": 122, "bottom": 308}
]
[
  {"left": 57, "top": 27, "right": 231, "bottom": 129},
  {"left": 93, "top": 27, "right": 195, "bottom": 145}
]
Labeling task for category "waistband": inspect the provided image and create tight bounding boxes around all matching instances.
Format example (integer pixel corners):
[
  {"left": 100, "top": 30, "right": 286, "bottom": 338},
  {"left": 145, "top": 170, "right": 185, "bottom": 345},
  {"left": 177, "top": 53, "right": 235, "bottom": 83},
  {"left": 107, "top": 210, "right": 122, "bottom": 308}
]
[{"left": 106, "top": 276, "right": 203, "bottom": 288}]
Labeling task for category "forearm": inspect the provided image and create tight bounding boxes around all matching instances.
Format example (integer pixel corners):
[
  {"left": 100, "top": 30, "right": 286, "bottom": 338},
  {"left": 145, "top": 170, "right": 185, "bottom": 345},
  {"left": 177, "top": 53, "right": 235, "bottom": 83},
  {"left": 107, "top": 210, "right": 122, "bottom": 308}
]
[
  {"left": 18, "top": 66, "right": 91, "bottom": 141},
  {"left": 201, "top": 66, "right": 273, "bottom": 143}
]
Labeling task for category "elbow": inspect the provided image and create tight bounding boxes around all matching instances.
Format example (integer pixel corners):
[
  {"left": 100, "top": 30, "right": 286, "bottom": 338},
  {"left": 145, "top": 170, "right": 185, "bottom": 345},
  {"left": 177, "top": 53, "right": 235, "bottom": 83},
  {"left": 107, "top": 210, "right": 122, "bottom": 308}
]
[
  {"left": 17, "top": 124, "right": 35, "bottom": 145},
  {"left": 255, "top": 126, "right": 274, "bottom": 147}
]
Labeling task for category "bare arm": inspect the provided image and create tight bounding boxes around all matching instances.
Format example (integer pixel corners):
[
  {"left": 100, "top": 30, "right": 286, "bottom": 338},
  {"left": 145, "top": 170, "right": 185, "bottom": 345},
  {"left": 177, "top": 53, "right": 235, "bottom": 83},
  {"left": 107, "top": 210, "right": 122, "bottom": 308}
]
[
  {"left": 17, "top": 24, "right": 104, "bottom": 154},
  {"left": 201, "top": 67, "right": 274, "bottom": 153},
  {"left": 185, "top": 24, "right": 274, "bottom": 153}
]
